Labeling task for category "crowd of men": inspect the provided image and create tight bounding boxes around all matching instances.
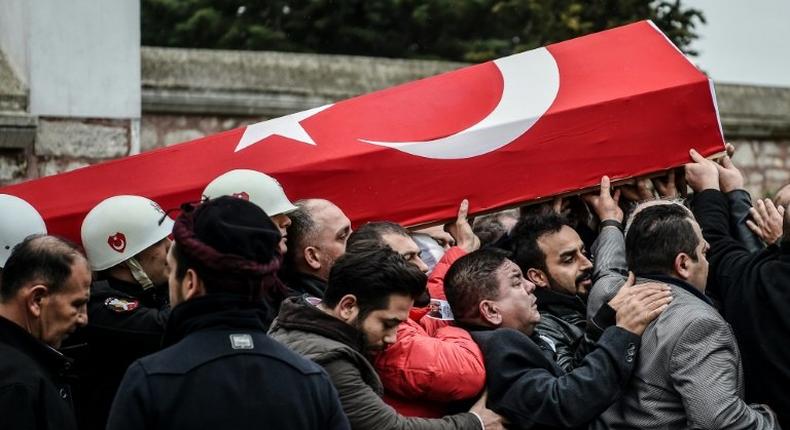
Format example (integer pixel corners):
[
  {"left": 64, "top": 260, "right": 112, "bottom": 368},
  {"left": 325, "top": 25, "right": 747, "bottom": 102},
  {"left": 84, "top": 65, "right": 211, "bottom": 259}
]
[{"left": 0, "top": 144, "right": 788, "bottom": 429}]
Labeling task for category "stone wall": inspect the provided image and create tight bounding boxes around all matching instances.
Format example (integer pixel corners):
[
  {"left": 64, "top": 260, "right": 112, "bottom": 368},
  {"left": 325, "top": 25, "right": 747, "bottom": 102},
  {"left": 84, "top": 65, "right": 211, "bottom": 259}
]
[
  {"left": 0, "top": 48, "right": 33, "bottom": 184},
  {"left": 716, "top": 84, "right": 790, "bottom": 196},
  {"left": 2, "top": 46, "right": 789, "bottom": 197},
  {"left": 35, "top": 118, "right": 132, "bottom": 177},
  {"left": 729, "top": 138, "right": 790, "bottom": 196},
  {"left": 1, "top": 117, "right": 134, "bottom": 184},
  {"left": 140, "top": 114, "right": 252, "bottom": 152},
  {"left": 0, "top": 47, "right": 136, "bottom": 184}
]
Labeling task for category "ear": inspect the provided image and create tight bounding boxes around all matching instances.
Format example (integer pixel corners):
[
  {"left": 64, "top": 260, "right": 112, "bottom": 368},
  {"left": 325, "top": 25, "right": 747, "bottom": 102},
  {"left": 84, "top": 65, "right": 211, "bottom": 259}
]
[
  {"left": 335, "top": 294, "right": 360, "bottom": 323},
  {"left": 182, "top": 268, "right": 206, "bottom": 300},
  {"left": 478, "top": 300, "right": 502, "bottom": 327},
  {"left": 526, "top": 268, "right": 549, "bottom": 288},
  {"left": 304, "top": 246, "right": 322, "bottom": 271},
  {"left": 674, "top": 253, "right": 692, "bottom": 280},
  {"left": 26, "top": 284, "right": 49, "bottom": 318}
]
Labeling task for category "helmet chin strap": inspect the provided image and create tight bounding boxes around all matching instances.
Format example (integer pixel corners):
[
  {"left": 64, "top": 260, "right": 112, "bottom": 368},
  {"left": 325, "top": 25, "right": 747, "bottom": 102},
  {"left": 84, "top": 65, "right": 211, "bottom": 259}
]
[{"left": 126, "top": 257, "right": 155, "bottom": 290}]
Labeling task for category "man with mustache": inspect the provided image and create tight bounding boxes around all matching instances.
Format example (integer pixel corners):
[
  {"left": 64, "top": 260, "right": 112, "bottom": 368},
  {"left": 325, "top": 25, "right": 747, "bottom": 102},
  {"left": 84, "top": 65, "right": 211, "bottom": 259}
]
[
  {"left": 269, "top": 247, "right": 503, "bottom": 429},
  {"left": 443, "top": 248, "right": 670, "bottom": 430},
  {"left": 510, "top": 213, "right": 594, "bottom": 371}
]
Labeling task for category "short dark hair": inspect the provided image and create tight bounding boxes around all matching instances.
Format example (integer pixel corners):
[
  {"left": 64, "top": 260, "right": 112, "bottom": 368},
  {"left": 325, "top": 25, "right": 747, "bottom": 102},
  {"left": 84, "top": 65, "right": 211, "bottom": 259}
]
[
  {"left": 324, "top": 247, "right": 426, "bottom": 319},
  {"left": 283, "top": 202, "right": 316, "bottom": 266},
  {"left": 510, "top": 213, "right": 568, "bottom": 273},
  {"left": 346, "top": 221, "right": 410, "bottom": 253},
  {"left": 1, "top": 235, "right": 84, "bottom": 301},
  {"left": 626, "top": 203, "right": 699, "bottom": 276},
  {"left": 444, "top": 248, "right": 511, "bottom": 323}
]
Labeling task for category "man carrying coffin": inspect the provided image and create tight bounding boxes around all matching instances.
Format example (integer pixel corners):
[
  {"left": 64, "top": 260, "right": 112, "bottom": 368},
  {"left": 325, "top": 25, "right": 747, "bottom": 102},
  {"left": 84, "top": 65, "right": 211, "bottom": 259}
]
[{"left": 444, "top": 248, "right": 669, "bottom": 429}]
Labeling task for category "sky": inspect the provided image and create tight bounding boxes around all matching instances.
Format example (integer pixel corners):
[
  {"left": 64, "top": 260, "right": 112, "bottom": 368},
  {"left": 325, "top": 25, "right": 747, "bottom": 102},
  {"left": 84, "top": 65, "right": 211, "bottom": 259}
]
[{"left": 682, "top": 0, "right": 790, "bottom": 87}]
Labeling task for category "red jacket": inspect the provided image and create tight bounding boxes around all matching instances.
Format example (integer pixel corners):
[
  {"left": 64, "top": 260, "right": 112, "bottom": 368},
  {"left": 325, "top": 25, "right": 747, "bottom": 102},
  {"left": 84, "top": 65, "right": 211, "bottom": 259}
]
[{"left": 375, "top": 247, "right": 486, "bottom": 417}]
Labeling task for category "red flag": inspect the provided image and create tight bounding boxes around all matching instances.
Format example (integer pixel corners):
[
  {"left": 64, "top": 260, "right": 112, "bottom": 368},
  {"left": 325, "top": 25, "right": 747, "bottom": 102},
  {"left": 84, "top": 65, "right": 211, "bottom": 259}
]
[{"left": 0, "top": 21, "right": 723, "bottom": 244}]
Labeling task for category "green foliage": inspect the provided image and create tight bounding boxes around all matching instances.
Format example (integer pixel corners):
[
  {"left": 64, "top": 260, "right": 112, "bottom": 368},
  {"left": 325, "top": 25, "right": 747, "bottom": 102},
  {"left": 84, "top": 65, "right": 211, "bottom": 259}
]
[{"left": 142, "top": 0, "right": 705, "bottom": 62}]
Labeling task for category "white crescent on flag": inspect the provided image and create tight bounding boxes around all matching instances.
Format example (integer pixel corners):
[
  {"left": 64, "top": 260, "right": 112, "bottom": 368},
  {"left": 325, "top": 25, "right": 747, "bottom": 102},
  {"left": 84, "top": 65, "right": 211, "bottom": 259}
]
[{"left": 358, "top": 48, "right": 560, "bottom": 159}]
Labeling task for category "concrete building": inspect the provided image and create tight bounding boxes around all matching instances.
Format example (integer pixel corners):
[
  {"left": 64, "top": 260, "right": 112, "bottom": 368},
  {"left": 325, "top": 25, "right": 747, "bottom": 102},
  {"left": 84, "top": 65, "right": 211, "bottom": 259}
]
[{"left": 0, "top": 0, "right": 140, "bottom": 179}]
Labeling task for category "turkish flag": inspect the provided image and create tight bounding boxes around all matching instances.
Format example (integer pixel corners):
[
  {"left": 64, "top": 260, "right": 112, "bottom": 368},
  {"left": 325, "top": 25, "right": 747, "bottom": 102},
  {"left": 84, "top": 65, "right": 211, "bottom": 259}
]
[{"left": 0, "top": 21, "right": 723, "bottom": 244}]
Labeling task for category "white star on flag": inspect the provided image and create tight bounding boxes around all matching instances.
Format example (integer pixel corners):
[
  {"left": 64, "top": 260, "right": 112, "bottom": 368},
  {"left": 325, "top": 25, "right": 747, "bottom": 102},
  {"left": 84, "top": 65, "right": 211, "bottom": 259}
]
[{"left": 234, "top": 104, "right": 333, "bottom": 152}]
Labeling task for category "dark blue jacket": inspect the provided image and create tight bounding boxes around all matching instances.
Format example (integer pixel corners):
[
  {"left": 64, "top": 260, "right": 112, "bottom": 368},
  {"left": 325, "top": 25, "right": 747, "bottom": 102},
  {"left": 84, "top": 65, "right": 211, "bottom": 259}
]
[{"left": 106, "top": 294, "right": 349, "bottom": 430}]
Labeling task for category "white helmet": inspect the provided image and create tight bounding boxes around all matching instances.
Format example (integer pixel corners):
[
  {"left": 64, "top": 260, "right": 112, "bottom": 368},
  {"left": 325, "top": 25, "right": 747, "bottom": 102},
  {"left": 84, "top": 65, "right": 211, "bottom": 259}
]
[
  {"left": 81, "top": 195, "right": 174, "bottom": 271},
  {"left": 202, "top": 169, "right": 297, "bottom": 216},
  {"left": 0, "top": 194, "right": 47, "bottom": 268}
]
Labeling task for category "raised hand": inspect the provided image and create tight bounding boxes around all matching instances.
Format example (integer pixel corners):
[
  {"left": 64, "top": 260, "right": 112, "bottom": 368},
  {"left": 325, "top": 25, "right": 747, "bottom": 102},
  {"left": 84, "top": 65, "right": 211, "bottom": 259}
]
[
  {"left": 611, "top": 272, "right": 673, "bottom": 336},
  {"left": 715, "top": 154, "right": 745, "bottom": 193},
  {"left": 725, "top": 142, "right": 736, "bottom": 157},
  {"left": 746, "top": 198, "right": 785, "bottom": 245},
  {"left": 684, "top": 149, "right": 720, "bottom": 192},
  {"left": 619, "top": 177, "right": 654, "bottom": 203},
  {"left": 652, "top": 169, "right": 679, "bottom": 199},
  {"left": 583, "top": 175, "right": 623, "bottom": 223},
  {"left": 444, "top": 199, "right": 480, "bottom": 253}
]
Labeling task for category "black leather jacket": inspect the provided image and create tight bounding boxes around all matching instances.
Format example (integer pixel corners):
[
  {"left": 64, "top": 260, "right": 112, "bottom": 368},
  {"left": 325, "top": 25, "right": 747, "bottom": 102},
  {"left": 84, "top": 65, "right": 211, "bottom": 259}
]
[{"left": 534, "top": 287, "right": 587, "bottom": 372}]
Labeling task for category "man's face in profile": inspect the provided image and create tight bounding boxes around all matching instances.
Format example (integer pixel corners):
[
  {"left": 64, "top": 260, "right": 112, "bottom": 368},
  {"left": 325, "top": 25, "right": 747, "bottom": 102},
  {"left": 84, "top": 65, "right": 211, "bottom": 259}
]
[{"left": 38, "top": 258, "right": 91, "bottom": 348}]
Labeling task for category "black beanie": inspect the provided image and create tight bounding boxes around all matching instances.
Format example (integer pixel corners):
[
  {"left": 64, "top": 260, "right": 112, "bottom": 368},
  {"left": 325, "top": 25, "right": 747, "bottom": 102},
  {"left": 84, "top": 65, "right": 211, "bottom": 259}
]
[
  {"left": 172, "top": 196, "right": 283, "bottom": 299},
  {"left": 191, "top": 196, "right": 281, "bottom": 264}
]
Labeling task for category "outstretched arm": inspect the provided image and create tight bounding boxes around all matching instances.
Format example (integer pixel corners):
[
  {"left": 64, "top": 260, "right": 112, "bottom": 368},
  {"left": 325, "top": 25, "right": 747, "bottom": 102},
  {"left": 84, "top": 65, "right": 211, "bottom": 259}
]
[
  {"left": 583, "top": 175, "right": 627, "bottom": 321},
  {"left": 482, "top": 327, "right": 638, "bottom": 429},
  {"left": 686, "top": 149, "right": 758, "bottom": 300}
]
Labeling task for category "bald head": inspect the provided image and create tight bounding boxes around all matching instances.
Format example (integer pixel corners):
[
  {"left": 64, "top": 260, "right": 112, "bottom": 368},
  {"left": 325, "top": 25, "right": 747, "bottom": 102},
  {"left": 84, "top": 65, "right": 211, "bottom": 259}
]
[{"left": 285, "top": 199, "right": 352, "bottom": 280}]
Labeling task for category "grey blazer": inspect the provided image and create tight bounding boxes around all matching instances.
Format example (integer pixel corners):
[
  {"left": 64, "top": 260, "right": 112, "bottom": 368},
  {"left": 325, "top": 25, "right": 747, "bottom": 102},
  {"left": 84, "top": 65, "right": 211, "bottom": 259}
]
[
  {"left": 587, "top": 225, "right": 628, "bottom": 322},
  {"left": 586, "top": 226, "right": 778, "bottom": 429}
]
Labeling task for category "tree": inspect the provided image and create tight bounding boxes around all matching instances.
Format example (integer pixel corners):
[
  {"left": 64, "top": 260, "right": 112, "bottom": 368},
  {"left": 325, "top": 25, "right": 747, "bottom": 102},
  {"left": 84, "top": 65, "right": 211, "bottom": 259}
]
[{"left": 142, "top": 0, "right": 705, "bottom": 62}]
